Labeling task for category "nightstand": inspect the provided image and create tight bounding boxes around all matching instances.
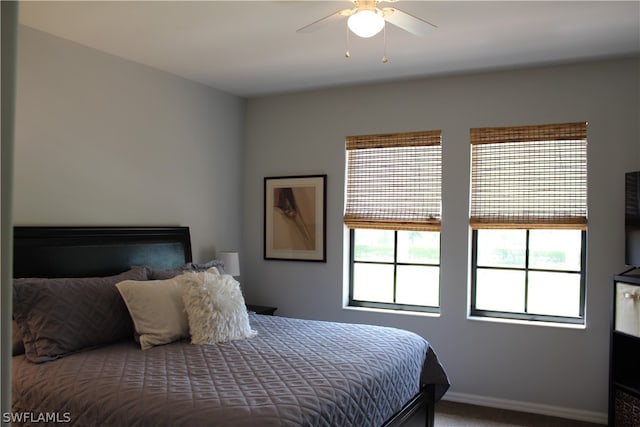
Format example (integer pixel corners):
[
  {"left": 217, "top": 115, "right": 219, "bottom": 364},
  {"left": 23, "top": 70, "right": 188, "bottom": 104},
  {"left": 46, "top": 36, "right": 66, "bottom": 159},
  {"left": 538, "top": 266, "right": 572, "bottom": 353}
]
[{"left": 246, "top": 304, "right": 277, "bottom": 316}]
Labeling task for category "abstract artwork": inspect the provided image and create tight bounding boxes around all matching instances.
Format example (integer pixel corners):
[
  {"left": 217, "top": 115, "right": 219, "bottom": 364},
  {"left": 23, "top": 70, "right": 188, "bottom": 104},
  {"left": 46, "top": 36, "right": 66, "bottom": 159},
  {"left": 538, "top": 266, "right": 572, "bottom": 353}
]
[{"left": 264, "top": 175, "right": 326, "bottom": 261}]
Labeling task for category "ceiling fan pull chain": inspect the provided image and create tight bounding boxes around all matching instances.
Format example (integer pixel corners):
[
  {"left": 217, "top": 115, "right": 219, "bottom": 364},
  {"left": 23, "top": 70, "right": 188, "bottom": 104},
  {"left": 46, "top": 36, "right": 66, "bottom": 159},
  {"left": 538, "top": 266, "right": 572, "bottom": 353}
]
[
  {"left": 345, "top": 23, "right": 351, "bottom": 58},
  {"left": 381, "top": 24, "right": 389, "bottom": 63}
]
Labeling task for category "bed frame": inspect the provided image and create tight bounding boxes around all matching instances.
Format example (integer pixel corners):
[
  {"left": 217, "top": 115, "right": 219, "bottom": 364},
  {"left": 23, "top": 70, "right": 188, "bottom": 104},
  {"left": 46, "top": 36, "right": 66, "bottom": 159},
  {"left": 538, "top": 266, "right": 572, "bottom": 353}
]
[
  {"left": 13, "top": 226, "right": 192, "bottom": 278},
  {"left": 384, "top": 386, "right": 435, "bottom": 427},
  {"left": 12, "top": 225, "right": 435, "bottom": 427}
]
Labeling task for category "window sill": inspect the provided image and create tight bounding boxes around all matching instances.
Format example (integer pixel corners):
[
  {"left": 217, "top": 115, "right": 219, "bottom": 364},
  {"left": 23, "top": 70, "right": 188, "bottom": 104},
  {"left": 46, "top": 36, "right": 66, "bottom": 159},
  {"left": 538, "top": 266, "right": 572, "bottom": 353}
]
[
  {"left": 343, "top": 305, "right": 441, "bottom": 318},
  {"left": 467, "top": 315, "right": 586, "bottom": 330}
]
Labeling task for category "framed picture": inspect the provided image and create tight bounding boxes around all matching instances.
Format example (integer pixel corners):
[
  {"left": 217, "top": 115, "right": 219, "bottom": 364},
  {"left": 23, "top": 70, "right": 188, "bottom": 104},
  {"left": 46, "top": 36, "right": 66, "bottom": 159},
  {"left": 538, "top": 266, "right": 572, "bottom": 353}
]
[{"left": 264, "top": 175, "right": 327, "bottom": 262}]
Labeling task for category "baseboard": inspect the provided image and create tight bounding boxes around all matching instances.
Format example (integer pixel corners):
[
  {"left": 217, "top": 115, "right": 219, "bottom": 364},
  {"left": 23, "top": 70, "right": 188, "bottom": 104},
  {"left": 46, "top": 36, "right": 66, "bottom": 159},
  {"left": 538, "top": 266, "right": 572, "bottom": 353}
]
[{"left": 442, "top": 391, "right": 607, "bottom": 425}]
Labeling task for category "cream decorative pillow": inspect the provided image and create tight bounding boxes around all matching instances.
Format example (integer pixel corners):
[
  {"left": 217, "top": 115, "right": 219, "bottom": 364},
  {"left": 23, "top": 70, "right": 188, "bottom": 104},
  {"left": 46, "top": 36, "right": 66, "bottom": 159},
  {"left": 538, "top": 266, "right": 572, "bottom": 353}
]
[
  {"left": 116, "top": 276, "right": 190, "bottom": 350},
  {"left": 181, "top": 271, "right": 257, "bottom": 345}
]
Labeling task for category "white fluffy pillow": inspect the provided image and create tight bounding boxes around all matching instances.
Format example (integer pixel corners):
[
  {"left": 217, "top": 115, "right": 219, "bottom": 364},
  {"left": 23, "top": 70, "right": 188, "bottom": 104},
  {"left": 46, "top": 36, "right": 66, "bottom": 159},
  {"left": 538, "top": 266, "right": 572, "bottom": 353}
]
[
  {"left": 181, "top": 271, "right": 257, "bottom": 344},
  {"left": 116, "top": 276, "right": 190, "bottom": 350}
]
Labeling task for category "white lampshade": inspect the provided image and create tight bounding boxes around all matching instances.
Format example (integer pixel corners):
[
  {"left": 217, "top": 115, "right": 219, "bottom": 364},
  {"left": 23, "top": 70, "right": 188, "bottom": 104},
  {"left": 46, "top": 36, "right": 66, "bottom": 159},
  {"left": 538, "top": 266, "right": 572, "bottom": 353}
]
[
  {"left": 218, "top": 251, "right": 240, "bottom": 276},
  {"left": 347, "top": 9, "right": 385, "bottom": 38}
]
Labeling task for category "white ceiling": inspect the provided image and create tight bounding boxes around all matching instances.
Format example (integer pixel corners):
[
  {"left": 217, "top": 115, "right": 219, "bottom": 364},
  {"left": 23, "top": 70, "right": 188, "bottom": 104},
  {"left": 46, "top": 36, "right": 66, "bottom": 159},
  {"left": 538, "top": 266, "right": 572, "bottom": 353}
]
[{"left": 18, "top": 1, "right": 640, "bottom": 97}]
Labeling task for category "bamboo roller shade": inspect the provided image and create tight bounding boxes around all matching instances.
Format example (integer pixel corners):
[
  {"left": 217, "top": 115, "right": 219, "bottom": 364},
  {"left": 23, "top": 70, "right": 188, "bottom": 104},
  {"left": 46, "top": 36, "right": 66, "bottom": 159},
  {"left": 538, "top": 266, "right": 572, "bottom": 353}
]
[
  {"left": 470, "top": 122, "right": 587, "bottom": 230},
  {"left": 344, "top": 130, "right": 442, "bottom": 231}
]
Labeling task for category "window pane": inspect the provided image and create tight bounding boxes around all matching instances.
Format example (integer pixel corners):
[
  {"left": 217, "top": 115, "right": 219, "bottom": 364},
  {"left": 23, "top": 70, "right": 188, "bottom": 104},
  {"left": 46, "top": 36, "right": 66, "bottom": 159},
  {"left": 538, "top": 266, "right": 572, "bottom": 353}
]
[
  {"left": 352, "top": 263, "right": 394, "bottom": 303},
  {"left": 528, "top": 271, "right": 581, "bottom": 317},
  {"left": 396, "top": 265, "right": 439, "bottom": 307},
  {"left": 397, "top": 231, "right": 440, "bottom": 264},
  {"left": 529, "top": 230, "right": 582, "bottom": 271},
  {"left": 477, "top": 230, "right": 526, "bottom": 268},
  {"left": 353, "top": 229, "right": 394, "bottom": 262},
  {"left": 475, "top": 268, "right": 525, "bottom": 313}
]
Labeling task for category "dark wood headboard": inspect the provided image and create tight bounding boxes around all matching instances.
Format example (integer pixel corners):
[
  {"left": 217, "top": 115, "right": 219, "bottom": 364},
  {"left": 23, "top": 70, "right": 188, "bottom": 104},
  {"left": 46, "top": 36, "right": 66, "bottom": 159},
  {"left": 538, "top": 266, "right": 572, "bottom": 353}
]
[{"left": 13, "top": 226, "right": 192, "bottom": 278}]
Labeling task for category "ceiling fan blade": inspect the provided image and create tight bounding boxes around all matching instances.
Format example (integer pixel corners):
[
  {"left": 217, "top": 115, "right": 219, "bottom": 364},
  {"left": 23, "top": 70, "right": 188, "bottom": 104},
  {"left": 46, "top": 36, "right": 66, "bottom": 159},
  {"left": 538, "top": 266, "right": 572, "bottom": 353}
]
[
  {"left": 296, "top": 8, "right": 353, "bottom": 33},
  {"left": 382, "top": 7, "right": 437, "bottom": 36}
]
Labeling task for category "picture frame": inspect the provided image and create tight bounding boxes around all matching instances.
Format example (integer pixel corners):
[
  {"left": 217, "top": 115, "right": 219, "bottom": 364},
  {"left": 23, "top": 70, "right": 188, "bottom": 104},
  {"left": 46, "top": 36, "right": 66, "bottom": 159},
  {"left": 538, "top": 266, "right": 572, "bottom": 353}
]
[{"left": 264, "top": 175, "right": 327, "bottom": 262}]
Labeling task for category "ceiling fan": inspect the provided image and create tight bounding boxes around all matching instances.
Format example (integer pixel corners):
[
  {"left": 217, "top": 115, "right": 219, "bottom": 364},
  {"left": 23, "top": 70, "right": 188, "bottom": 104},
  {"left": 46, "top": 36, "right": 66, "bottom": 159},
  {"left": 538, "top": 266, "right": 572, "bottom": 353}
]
[{"left": 296, "top": 0, "right": 437, "bottom": 39}]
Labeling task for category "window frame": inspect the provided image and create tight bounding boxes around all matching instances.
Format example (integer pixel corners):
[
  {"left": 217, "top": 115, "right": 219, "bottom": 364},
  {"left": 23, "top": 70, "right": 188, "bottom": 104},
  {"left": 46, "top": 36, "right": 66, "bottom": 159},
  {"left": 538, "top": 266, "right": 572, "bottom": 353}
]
[
  {"left": 470, "top": 228, "right": 587, "bottom": 324},
  {"left": 348, "top": 228, "right": 441, "bottom": 314}
]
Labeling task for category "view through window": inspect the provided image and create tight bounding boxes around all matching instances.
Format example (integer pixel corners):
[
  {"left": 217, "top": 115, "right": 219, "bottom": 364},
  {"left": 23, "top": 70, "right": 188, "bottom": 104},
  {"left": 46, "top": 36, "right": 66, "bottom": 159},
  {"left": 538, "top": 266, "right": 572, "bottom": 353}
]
[
  {"left": 351, "top": 229, "right": 440, "bottom": 311},
  {"left": 472, "top": 229, "right": 585, "bottom": 322}
]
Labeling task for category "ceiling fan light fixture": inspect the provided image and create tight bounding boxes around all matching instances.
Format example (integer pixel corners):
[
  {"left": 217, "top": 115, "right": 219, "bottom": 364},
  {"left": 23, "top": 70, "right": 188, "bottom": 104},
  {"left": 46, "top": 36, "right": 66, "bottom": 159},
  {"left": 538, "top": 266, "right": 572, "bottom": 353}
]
[{"left": 347, "top": 9, "right": 385, "bottom": 38}]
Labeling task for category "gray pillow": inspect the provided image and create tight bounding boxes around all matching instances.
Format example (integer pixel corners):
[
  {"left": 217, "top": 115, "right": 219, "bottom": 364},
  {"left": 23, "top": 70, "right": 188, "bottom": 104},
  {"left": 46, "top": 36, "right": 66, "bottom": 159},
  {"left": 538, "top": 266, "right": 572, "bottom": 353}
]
[
  {"left": 150, "top": 259, "right": 226, "bottom": 280},
  {"left": 13, "top": 265, "right": 150, "bottom": 363},
  {"left": 185, "top": 259, "right": 226, "bottom": 274}
]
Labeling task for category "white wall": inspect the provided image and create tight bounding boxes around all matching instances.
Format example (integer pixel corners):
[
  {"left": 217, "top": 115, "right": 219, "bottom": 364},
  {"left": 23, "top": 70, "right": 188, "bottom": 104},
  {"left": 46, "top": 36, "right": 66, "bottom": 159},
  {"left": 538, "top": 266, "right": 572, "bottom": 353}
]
[
  {"left": 13, "top": 26, "right": 247, "bottom": 260},
  {"left": 243, "top": 58, "right": 640, "bottom": 420}
]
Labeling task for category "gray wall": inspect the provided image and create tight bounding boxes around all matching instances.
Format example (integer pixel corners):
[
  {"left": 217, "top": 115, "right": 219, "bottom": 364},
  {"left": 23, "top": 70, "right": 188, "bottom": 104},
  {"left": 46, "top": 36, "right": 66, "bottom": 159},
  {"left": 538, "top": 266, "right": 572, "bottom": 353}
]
[
  {"left": 13, "top": 26, "right": 246, "bottom": 260},
  {"left": 243, "top": 58, "right": 640, "bottom": 418}
]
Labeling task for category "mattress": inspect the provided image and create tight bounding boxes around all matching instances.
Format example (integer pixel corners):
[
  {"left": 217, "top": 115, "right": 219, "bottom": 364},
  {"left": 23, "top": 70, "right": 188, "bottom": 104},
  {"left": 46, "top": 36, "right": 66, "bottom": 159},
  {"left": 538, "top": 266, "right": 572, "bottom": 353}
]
[{"left": 13, "top": 313, "right": 449, "bottom": 426}]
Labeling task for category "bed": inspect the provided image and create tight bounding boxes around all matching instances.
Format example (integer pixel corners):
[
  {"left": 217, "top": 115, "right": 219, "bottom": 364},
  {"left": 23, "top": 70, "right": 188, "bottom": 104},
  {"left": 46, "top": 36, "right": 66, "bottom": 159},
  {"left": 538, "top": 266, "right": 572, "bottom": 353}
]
[{"left": 11, "top": 226, "right": 449, "bottom": 426}]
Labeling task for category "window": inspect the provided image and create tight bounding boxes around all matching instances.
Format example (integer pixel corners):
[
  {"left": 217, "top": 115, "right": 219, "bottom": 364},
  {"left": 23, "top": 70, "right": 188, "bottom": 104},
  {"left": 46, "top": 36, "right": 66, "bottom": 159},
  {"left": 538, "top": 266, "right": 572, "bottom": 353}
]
[
  {"left": 470, "top": 122, "right": 588, "bottom": 324},
  {"left": 344, "top": 131, "right": 442, "bottom": 313},
  {"left": 472, "top": 229, "right": 586, "bottom": 322}
]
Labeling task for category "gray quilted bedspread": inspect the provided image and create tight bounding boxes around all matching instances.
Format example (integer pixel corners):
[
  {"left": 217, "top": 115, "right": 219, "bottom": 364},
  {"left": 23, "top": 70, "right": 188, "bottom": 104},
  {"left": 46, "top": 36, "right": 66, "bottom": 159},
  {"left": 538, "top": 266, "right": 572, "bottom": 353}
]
[{"left": 13, "top": 314, "right": 449, "bottom": 427}]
